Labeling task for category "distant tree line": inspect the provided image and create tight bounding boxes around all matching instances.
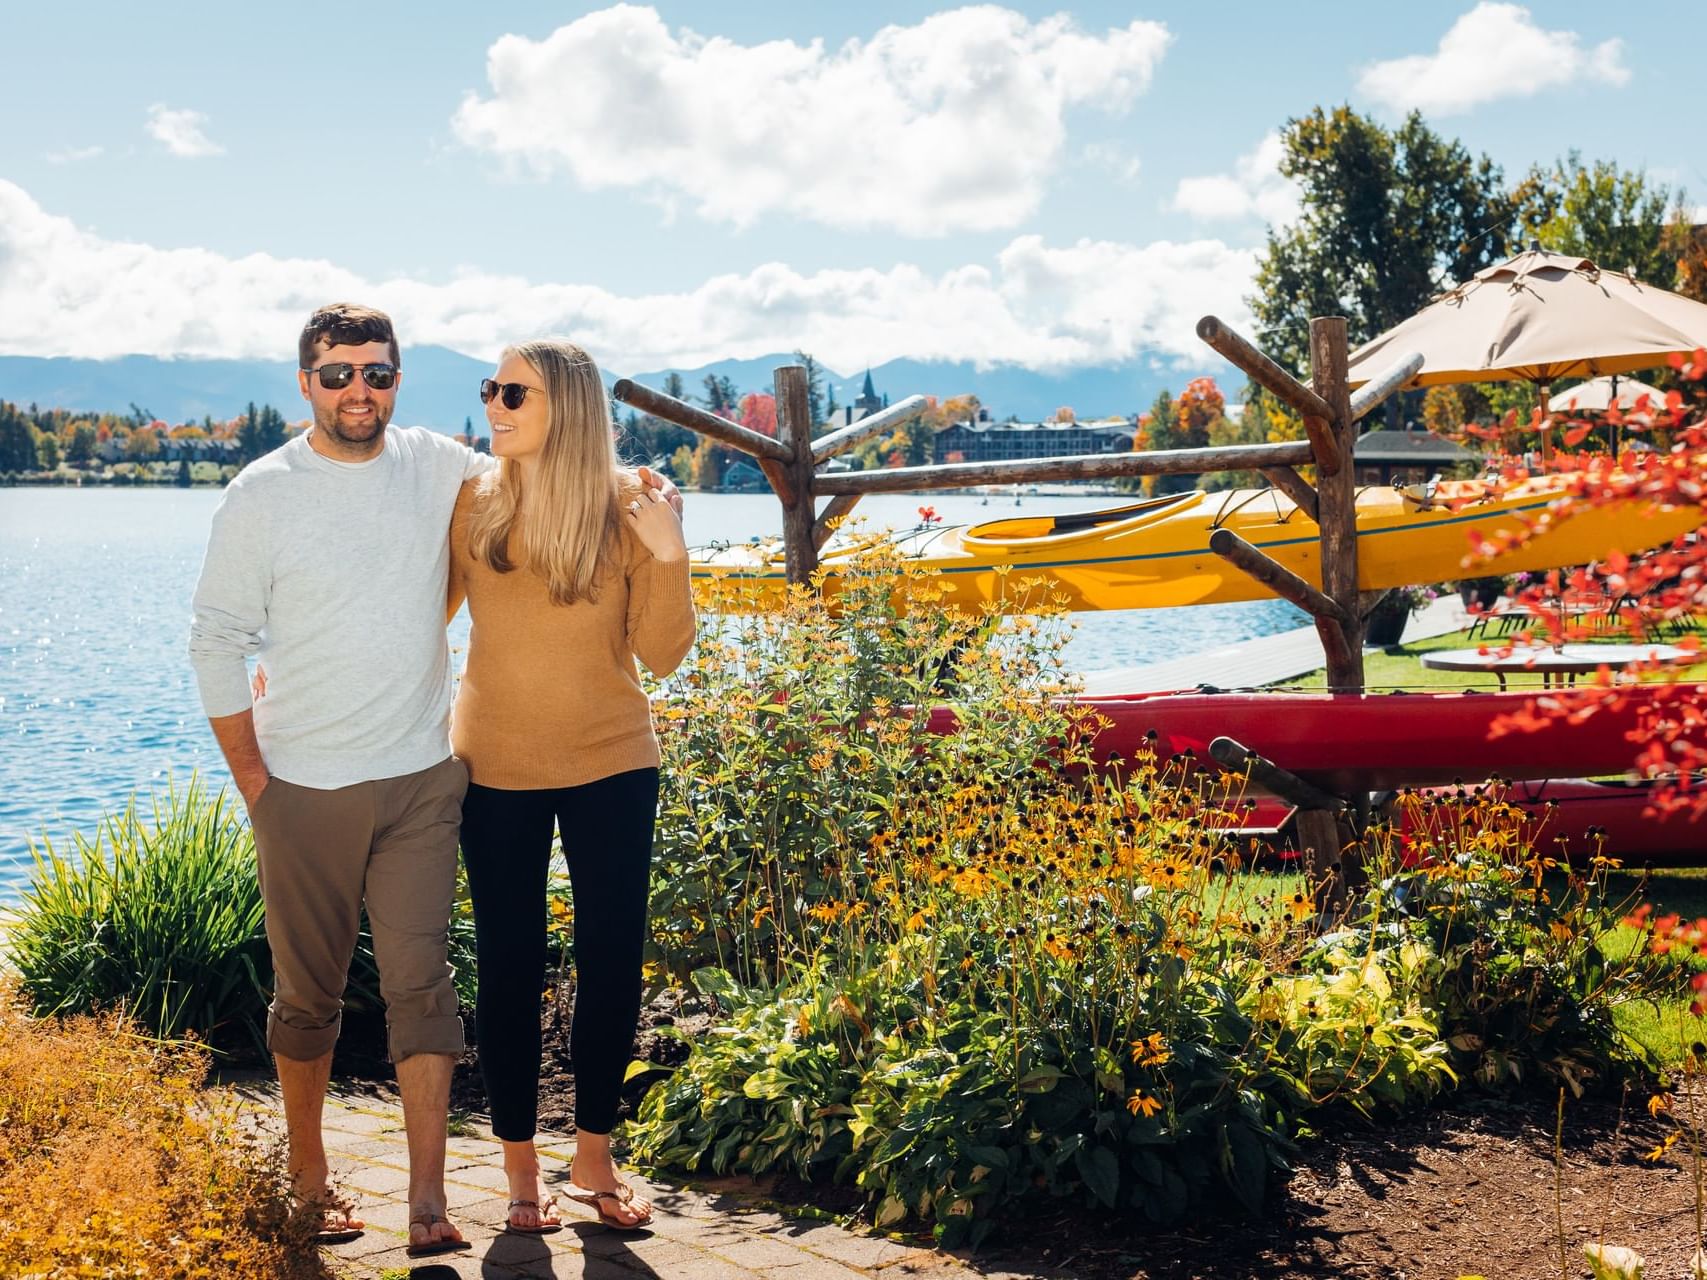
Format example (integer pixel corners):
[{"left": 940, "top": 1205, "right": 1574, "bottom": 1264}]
[{"left": 0, "top": 398, "right": 301, "bottom": 481}]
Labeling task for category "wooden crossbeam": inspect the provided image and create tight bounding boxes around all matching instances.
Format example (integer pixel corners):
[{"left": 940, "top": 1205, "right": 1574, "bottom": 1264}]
[
  {"left": 810, "top": 395, "right": 929, "bottom": 465},
  {"left": 1196, "top": 316, "right": 1333, "bottom": 421},
  {"left": 1207, "top": 528, "right": 1347, "bottom": 624},
  {"left": 1348, "top": 352, "right": 1425, "bottom": 423},
  {"left": 1259, "top": 465, "right": 1319, "bottom": 523},
  {"left": 812, "top": 494, "right": 862, "bottom": 550},
  {"left": 1208, "top": 737, "right": 1346, "bottom": 812},
  {"left": 612, "top": 378, "right": 793, "bottom": 463},
  {"left": 813, "top": 440, "right": 1314, "bottom": 495}
]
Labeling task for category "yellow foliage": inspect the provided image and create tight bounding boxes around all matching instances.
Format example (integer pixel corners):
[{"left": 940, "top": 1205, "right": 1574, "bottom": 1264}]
[{"left": 0, "top": 991, "right": 332, "bottom": 1279}]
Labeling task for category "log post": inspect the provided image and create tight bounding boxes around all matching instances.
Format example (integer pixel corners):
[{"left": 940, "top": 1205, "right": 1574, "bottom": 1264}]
[
  {"left": 1306, "top": 317, "right": 1367, "bottom": 910},
  {"left": 812, "top": 494, "right": 862, "bottom": 551},
  {"left": 1259, "top": 465, "right": 1320, "bottom": 523},
  {"left": 1307, "top": 318, "right": 1362, "bottom": 690},
  {"left": 774, "top": 365, "right": 818, "bottom": 584}
]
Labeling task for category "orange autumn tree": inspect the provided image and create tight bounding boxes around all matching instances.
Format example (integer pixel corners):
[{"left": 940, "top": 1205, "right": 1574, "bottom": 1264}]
[
  {"left": 1472, "top": 349, "right": 1707, "bottom": 813},
  {"left": 738, "top": 392, "right": 776, "bottom": 437}
]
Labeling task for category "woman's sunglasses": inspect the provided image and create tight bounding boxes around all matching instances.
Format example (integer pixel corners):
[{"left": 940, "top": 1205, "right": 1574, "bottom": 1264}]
[
  {"left": 479, "top": 379, "right": 543, "bottom": 411},
  {"left": 302, "top": 362, "right": 399, "bottom": 391}
]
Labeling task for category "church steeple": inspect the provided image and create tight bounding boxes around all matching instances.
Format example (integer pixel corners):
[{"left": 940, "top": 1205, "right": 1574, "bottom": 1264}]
[{"left": 854, "top": 368, "right": 882, "bottom": 418}]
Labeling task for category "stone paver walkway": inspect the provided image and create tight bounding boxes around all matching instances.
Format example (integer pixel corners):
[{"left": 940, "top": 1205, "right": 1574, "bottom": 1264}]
[{"left": 226, "top": 1078, "right": 1052, "bottom": 1280}]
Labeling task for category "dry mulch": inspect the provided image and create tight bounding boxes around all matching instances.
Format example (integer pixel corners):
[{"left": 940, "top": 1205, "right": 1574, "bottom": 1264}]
[
  {"left": 329, "top": 998, "right": 1707, "bottom": 1279},
  {"left": 976, "top": 1088, "right": 1707, "bottom": 1280}
]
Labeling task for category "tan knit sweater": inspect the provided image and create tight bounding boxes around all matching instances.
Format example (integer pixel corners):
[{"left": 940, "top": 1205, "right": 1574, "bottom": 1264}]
[{"left": 447, "top": 479, "right": 695, "bottom": 789}]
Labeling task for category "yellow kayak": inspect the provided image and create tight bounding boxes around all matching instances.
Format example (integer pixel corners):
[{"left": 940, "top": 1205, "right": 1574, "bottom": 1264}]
[{"left": 691, "top": 478, "right": 1702, "bottom": 614}]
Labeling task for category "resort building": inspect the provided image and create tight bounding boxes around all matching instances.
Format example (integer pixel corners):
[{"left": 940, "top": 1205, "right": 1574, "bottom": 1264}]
[
  {"left": 933, "top": 410, "right": 1137, "bottom": 465},
  {"left": 1351, "top": 427, "right": 1480, "bottom": 485}
]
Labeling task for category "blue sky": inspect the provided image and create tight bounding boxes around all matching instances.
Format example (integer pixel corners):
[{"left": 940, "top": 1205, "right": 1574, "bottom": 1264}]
[{"left": 0, "top": 2, "right": 1696, "bottom": 376}]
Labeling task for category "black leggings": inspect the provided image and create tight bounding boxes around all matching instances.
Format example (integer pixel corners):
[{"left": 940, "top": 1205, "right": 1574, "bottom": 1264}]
[{"left": 459, "top": 768, "right": 658, "bottom": 1139}]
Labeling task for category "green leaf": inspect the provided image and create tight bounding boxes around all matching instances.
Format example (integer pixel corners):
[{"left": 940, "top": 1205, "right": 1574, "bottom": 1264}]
[
  {"left": 1076, "top": 1145, "right": 1120, "bottom": 1208},
  {"left": 623, "top": 1058, "right": 670, "bottom": 1084},
  {"left": 1017, "top": 1065, "right": 1064, "bottom": 1093}
]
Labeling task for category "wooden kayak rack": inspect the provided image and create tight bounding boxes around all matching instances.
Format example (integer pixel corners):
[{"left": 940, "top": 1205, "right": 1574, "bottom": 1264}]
[{"left": 613, "top": 317, "right": 1425, "bottom": 911}]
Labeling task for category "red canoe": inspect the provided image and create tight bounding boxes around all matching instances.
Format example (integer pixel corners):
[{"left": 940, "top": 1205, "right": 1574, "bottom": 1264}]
[
  {"left": 1416, "top": 777, "right": 1706, "bottom": 865},
  {"left": 1058, "top": 683, "right": 1707, "bottom": 794},
  {"left": 1230, "top": 779, "right": 1707, "bottom": 866}
]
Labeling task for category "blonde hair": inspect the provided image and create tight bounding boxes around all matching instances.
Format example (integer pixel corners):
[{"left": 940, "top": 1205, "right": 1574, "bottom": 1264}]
[{"left": 467, "top": 339, "right": 631, "bottom": 605}]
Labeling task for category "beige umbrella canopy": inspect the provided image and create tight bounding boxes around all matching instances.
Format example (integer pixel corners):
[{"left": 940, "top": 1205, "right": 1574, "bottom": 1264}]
[
  {"left": 1547, "top": 374, "right": 1668, "bottom": 413},
  {"left": 1346, "top": 246, "right": 1707, "bottom": 390}
]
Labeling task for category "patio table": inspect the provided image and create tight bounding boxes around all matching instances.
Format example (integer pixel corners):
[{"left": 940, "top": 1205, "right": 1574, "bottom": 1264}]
[{"left": 1418, "top": 642, "right": 1695, "bottom": 691}]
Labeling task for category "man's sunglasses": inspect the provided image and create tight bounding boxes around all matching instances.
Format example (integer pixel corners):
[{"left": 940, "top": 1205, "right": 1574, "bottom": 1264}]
[
  {"left": 479, "top": 379, "right": 543, "bottom": 411},
  {"left": 302, "top": 362, "right": 399, "bottom": 391}
]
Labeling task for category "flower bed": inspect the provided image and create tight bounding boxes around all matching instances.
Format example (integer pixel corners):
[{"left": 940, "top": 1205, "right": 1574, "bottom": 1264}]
[{"left": 631, "top": 554, "right": 1683, "bottom": 1245}]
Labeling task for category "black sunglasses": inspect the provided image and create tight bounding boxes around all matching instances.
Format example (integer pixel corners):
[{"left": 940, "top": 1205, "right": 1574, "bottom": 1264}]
[
  {"left": 479, "top": 379, "right": 543, "bottom": 411},
  {"left": 303, "top": 362, "right": 398, "bottom": 391}
]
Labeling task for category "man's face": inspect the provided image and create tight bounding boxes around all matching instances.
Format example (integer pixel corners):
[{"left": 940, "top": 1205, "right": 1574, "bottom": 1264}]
[{"left": 298, "top": 339, "right": 399, "bottom": 454}]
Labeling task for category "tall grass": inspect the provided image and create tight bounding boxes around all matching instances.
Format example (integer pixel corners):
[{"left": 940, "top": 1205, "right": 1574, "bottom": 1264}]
[{"left": 10, "top": 774, "right": 272, "bottom": 1052}]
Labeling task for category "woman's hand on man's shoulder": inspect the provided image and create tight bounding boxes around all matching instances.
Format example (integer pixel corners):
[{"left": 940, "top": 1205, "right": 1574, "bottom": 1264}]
[
  {"left": 637, "top": 466, "right": 684, "bottom": 515},
  {"left": 624, "top": 483, "right": 688, "bottom": 564}
]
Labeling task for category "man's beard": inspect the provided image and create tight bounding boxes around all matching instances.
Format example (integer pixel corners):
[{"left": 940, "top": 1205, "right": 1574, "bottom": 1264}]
[{"left": 315, "top": 401, "right": 390, "bottom": 448}]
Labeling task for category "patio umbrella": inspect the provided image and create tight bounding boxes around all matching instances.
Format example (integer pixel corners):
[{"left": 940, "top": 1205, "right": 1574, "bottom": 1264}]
[
  {"left": 1345, "top": 244, "right": 1707, "bottom": 455},
  {"left": 1547, "top": 375, "right": 1668, "bottom": 413},
  {"left": 1347, "top": 245, "right": 1707, "bottom": 391}
]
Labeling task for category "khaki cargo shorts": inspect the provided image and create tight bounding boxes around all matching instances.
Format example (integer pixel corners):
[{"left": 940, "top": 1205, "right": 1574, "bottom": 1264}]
[{"left": 249, "top": 755, "right": 468, "bottom": 1062}]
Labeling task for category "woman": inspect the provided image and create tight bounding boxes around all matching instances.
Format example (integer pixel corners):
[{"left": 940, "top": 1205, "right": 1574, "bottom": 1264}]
[{"left": 449, "top": 339, "right": 694, "bottom": 1233}]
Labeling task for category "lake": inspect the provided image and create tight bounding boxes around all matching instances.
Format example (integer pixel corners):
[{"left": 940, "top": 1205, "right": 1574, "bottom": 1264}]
[{"left": 0, "top": 486, "right": 1303, "bottom": 899}]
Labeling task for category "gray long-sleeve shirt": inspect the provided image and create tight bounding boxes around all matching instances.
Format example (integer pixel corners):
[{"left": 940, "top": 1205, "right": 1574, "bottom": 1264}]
[{"left": 188, "top": 427, "right": 492, "bottom": 788}]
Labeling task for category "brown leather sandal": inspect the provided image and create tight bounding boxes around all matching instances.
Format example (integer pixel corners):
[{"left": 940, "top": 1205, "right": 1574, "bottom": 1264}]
[
  {"left": 504, "top": 1196, "right": 564, "bottom": 1235},
  {"left": 292, "top": 1191, "right": 364, "bottom": 1244},
  {"left": 564, "top": 1180, "right": 653, "bottom": 1230},
  {"left": 405, "top": 1210, "right": 471, "bottom": 1257}
]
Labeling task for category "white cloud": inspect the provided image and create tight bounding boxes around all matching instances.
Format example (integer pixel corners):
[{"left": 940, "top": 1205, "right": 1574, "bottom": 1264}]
[
  {"left": 45, "top": 145, "right": 103, "bottom": 166},
  {"left": 0, "top": 180, "right": 1255, "bottom": 373},
  {"left": 145, "top": 104, "right": 224, "bottom": 157},
  {"left": 1170, "top": 132, "right": 1299, "bottom": 226},
  {"left": 1356, "top": 3, "right": 1628, "bottom": 117},
  {"left": 452, "top": 5, "right": 1171, "bottom": 235}
]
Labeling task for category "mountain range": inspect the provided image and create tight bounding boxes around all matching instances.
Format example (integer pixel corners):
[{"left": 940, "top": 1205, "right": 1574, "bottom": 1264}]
[{"left": 0, "top": 347, "right": 1217, "bottom": 432}]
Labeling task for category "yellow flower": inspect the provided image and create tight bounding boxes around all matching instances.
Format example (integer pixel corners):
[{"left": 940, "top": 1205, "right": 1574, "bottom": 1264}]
[
  {"left": 1647, "top": 1093, "right": 1673, "bottom": 1119},
  {"left": 1126, "top": 1091, "right": 1162, "bottom": 1118},
  {"left": 1285, "top": 892, "right": 1315, "bottom": 922},
  {"left": 1147, "top": 860, "right": 1186, "bottom": 890},
  {"left": 1642, "top": 1132, "right": 1680, "bottom": 1162},
  {"left": 1129, "top": 1033, "right": 1170, "bottom": 1068}
]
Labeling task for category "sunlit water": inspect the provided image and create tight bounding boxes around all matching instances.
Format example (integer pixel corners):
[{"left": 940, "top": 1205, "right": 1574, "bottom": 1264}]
[{"left": 0, "top": 487, "right": 1303, "bottom": 898}]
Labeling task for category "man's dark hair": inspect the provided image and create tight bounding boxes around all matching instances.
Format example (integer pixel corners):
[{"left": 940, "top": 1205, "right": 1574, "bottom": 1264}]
[{"left": 298, "top": 303, "right": 400, "bottom": 369}]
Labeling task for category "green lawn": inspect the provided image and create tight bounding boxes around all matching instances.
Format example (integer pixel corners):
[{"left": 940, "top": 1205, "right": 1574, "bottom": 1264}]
[{"left": 1285, "top": 627, "right": 1707, "bottom": 692}]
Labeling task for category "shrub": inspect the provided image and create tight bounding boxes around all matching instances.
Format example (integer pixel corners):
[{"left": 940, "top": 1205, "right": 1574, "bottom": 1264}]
[
  {"left": 11, "top": 776, "right": 272, "bottom": 1052},
  {"left": 10, "top": 773, "right": 478, "bottom": 1054},
  {"left": 650, "top": 546, "right": 1084, "bottom": 982},
  {"left": 0, "top": 991, "right": 334, "bottom": 1279}
]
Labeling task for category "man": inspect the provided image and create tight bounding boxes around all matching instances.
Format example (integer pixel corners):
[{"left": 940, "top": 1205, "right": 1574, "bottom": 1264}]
[{"left": 188, "top": 303, "right": 675, "bottom": 1254}]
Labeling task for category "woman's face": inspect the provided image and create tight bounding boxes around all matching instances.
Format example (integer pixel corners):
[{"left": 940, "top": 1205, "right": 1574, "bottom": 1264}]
[{"left": 486, "top": 353, "right": 550, "bottom": 463}]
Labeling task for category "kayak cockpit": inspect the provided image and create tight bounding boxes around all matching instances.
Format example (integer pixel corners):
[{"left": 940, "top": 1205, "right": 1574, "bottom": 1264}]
[{"left": 961, "top": 492, "right": 1203, "bottom": 546}]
